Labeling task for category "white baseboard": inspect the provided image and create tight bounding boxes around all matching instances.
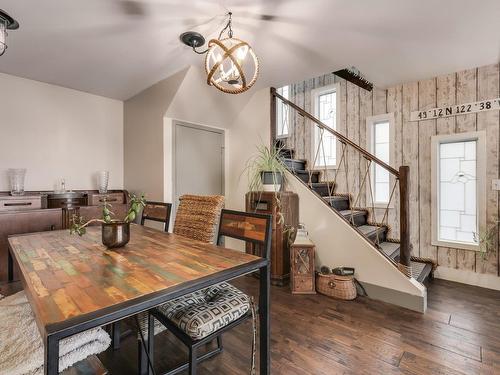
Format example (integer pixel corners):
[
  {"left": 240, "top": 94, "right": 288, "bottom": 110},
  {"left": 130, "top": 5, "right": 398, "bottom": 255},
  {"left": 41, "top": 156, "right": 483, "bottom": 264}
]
[{"left": 434, "top": 266, "right": 500, "bottom": 291}]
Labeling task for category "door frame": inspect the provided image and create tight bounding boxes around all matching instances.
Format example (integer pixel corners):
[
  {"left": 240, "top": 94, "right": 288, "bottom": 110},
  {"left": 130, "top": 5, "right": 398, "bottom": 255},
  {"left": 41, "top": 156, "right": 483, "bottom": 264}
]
[{"left": 171, "top": 120, "right": 225, "bottom": 216}]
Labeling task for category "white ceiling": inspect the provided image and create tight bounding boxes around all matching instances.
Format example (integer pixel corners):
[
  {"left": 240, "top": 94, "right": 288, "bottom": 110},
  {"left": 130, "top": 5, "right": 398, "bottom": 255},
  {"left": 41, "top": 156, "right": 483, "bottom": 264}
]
[{"left": 0, "top": 0, "right": 499, "bottom": 100}]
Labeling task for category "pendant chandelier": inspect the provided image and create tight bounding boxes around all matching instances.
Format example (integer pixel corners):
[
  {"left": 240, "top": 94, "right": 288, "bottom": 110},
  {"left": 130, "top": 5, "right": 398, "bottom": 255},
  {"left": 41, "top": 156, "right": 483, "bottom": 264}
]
[
  {"left": 180, "top": 12, "right": 259, "bottom": 94},
  {"left": 0, "top": 9, "right": 19, "bottom": 57}
]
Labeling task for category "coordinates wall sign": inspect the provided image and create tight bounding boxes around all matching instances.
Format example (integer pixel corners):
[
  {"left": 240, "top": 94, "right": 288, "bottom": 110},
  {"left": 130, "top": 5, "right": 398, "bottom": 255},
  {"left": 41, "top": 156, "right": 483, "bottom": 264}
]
[{"left": 410, "top": 98, "right": 500, "bottom": 121}]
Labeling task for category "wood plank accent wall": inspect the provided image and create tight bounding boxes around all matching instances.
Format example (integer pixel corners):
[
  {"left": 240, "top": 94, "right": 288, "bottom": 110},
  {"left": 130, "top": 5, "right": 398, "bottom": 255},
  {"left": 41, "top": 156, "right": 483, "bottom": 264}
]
[{"left": 284, "top": 63, "right": 499, "bottom": 277}]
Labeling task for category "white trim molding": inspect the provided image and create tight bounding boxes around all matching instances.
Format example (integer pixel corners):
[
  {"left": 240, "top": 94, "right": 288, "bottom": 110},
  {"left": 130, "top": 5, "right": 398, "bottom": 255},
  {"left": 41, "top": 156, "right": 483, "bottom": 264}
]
[{"left": 430, "top": 130, "right": 487, "bottom": 251}]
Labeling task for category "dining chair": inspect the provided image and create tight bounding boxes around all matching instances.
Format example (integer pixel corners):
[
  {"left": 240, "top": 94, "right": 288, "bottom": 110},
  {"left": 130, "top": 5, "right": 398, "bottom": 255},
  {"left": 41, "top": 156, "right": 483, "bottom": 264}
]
[
  {"left": 173, "top": 194, "right": 225, "bottom": 243},
  {"left": 136, "top": 194, "right": 225, "bottom": 373},
  {"left": 141, "top": 209, "right": 272, "bottom": 375},
  {"left": 141, "top": 201, "right": 172, "bottom": 232},
  {"left": 0, "top": 290, "right": 111, "bottom": 374}
]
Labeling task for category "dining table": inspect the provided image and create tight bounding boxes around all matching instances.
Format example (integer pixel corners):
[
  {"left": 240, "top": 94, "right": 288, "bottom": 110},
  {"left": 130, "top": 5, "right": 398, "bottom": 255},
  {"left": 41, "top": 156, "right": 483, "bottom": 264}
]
[{"left": 7, "top": 224, "right": 270, "bottom": 375}]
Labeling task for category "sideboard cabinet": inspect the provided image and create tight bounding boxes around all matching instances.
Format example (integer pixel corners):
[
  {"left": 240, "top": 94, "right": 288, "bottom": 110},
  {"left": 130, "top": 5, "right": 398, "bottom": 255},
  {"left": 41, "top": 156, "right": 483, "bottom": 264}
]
[{"left": 0, "top": 190, "right": 129, "bottom": 282}]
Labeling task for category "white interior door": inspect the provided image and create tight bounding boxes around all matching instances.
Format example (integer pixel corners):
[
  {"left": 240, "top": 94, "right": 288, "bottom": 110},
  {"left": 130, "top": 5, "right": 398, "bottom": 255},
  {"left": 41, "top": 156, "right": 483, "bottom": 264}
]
[{"left": 174, "top": 122, "right": 224, "bottom": 212}]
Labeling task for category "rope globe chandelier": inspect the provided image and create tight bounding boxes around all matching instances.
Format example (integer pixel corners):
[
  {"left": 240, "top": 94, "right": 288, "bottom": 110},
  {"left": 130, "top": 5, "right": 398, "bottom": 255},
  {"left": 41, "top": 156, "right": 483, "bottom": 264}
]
[
  {"left": 0, "top": 9, "right": 20, "bottom": 57},
  {"left": 180, "top": 12, "right": 259, "bottom": 94}
]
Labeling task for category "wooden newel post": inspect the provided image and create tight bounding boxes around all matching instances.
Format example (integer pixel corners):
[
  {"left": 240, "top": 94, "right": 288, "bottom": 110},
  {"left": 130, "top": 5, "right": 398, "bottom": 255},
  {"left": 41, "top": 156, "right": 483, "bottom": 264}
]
[
  {"left": 399, "top": 166, "right": 411, "bottom": 269},
  {"left": 270, "top": 87, "right": 277, "bottom": 148}
]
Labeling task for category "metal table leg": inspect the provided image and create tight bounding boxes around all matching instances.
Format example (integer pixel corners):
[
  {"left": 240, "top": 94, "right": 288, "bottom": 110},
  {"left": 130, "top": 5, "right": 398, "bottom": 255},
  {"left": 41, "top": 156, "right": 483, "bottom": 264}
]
[
  {"left": 259, "top": 262, "right": 270, "bottom": 375},
  {"left": 44, "top": 334, "right": 59, "bottom": 375},
  {"left": 8, "top": 248, "right": 13, "bottom": 282}
]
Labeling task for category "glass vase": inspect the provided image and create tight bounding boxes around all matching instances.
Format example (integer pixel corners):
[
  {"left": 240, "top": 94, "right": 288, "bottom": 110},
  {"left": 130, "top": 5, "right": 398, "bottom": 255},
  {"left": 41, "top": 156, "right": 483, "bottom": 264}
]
[
  {"left": 98, "top": 171, "right": 109, "bottom": 194},
  {"left": 8, "top": 168, "right": 27, "bottom": 196}
]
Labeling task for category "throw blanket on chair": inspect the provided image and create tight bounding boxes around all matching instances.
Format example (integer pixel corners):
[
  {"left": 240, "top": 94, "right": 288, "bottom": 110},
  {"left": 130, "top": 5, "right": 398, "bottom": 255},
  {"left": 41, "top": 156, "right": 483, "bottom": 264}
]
[{"left": 0, "top": 291, "right": 111, "bottom": 375}]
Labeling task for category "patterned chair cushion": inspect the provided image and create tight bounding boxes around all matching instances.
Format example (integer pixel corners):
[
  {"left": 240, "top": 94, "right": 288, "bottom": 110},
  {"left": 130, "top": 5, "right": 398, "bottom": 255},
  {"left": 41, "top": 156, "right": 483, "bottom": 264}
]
[{"left": 154, "top": 282, "right": 251, "bottom": 340}]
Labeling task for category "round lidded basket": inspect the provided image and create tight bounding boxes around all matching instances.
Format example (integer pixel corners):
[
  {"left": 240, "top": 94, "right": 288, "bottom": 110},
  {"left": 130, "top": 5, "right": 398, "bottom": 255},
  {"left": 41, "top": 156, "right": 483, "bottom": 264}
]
[{"left": 315, "top": 272, "right": 357, "bottom": 300}]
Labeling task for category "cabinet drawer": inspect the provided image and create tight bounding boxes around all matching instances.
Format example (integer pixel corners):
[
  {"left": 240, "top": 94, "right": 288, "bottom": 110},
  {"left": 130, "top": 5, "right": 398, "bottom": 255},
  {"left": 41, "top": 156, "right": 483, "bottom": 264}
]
[
  {"left": 88, "top": 193, "right": 124, "bottom": 206},
  {"left": 0, "top": 197, "right": 42, "bottom": 211}
]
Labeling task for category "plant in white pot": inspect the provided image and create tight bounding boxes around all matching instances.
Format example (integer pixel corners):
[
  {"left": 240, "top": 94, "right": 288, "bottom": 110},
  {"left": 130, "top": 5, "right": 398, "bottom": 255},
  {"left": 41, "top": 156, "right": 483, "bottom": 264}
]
[{"left": 245, "top": 144, "right": 288, "bottom": 192}]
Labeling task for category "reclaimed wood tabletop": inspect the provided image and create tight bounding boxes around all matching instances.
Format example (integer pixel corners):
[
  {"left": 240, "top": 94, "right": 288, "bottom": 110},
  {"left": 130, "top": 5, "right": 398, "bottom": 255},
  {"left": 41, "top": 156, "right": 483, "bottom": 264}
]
[{"left": 7, "top": 224, "right": 263, "bottom": 337}]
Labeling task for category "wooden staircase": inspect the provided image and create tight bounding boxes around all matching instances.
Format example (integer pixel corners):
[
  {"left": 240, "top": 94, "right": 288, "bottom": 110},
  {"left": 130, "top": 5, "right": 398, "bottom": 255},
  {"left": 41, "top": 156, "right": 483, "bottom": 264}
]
[{"left": 282, "top": 148, "right": 433, "bottom": 284}]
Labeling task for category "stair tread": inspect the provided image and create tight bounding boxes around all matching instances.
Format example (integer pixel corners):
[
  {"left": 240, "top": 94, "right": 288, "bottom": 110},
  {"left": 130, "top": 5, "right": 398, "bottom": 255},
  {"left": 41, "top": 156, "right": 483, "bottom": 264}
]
[
  {"left": 412, "top": 261, "right": 433, "bottom": 283},
  {"left": 339, "top": 209, "right": 366, "bottom": 217},
  {"left": 310, "top": 182, "right": 336, "bottom": 187},
  {"left": 283, "top": 157, "right": 307, "bottom": 163},
  {"left": 294, "top": 170, "right": 320, "bottom": 174},
  {"left": 323, "top": 195, "right": 350, "bottom": 202},
  {"left": 379, "top": 241, "right": 400, "bottom": 258},
  {"left": 358, "top": 224, "right": 386, "bottom": 235}
]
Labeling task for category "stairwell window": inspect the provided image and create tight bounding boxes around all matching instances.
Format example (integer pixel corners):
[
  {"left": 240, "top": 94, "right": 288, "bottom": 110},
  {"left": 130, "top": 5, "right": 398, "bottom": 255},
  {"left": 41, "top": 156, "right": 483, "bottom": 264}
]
[
  {"left": 276, "top": 85, "right": 290, "bottom": 138},
  {"left": 366, "top": 114, "right": 395, "bottom": 205},
  {"left": 311, "top": 83, "right": 340, "bottom": 168},
  {"left": 431, "top": 131, "right": 486, "bottom": 251}
]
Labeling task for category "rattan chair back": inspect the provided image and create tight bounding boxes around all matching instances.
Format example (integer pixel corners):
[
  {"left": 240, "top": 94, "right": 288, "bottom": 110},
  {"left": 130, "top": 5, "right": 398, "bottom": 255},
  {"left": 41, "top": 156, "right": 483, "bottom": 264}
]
[{"left": 173, "top": 194, "right": 225, "bottom": 243}]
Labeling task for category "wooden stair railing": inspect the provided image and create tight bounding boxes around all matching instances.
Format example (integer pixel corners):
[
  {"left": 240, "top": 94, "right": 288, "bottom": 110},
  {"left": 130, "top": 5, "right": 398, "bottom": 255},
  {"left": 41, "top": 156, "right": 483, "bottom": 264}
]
[{"left": 270, "top": 87, "right": 412, "bottom": 277}]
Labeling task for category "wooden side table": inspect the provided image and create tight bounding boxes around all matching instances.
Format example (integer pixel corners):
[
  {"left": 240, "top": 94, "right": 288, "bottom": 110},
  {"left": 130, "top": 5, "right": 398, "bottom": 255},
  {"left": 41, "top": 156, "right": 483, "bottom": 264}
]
[{"left": 290, "top": 236, "right": 316, "bottom": 294}]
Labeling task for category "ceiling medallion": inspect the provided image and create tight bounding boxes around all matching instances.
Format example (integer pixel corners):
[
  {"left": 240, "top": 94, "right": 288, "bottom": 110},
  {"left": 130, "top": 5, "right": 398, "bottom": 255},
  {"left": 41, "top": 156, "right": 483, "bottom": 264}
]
[
  {"left": 180, "top": 12, "right": 259, "bottom": 94},
  {"left": 0, "top": 9, "right": 20, "bottom": 57}
]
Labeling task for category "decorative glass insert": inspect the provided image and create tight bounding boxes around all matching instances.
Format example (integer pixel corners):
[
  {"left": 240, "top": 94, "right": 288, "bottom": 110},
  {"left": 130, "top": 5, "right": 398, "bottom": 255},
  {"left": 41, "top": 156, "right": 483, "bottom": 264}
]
[
  {"left": 373, "top": 120, "right": 390, "bottom": 203},
  {"left": 276, "top": 86, "right": 290, "bottom": 137},
  {"left": 314, "top": 90, "right": 337, "bottom": 166},
  {"left": 438, "top": 140, "right": 477, "bottom": 244}
]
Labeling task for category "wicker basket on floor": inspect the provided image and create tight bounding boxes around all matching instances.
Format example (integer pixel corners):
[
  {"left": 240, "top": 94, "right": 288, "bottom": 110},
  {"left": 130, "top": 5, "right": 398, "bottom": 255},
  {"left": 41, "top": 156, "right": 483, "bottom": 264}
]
[{"left": 316, "top": 272, "right": 357, "bottom": 300}]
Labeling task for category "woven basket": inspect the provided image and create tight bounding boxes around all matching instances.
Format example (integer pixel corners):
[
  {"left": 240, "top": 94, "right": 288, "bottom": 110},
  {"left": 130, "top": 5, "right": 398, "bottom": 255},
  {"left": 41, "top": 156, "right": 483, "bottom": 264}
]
[{"left": 316, "top": 273, "right": 357, "bottom": 300}]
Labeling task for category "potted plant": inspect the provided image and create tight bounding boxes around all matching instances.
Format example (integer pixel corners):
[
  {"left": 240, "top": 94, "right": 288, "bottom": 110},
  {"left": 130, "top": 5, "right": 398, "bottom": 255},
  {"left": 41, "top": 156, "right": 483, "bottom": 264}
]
[
  {"left": 70, "top": 194, "right": 146, "bottom": 249},
  {"left": 245, "top": 144, "right": 288, "bottom": 192},
  {"left": 473, "top": 216, "right": 499, "bottom": 260}
]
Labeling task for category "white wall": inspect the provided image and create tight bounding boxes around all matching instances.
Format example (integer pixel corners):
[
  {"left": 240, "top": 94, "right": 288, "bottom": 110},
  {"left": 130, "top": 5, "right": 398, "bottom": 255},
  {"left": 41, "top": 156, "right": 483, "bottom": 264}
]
[
  {"left": 124, "top": 65, "right": 254, "bottom": 202},
  {"left": 225, "top": 88, "right": 271, "bottom": 211},
  {"left": 124, "top": 68, "right": 188, "bottom": 200},
  {"left": 0, "top": 73, "right": 123, "bottom": 191}
]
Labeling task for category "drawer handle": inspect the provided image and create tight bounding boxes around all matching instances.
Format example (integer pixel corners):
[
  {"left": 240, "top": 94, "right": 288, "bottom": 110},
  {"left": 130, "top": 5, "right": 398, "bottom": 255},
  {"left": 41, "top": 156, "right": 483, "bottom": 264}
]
[
  {"left": 4, "top": 202, "right": 32, "bottom": 206},
  {"left": 328, "top": 281, "right": 336, "bottom": 289},
  {"left": 99, "top": 198, "right": 118, "bottom": 202}
]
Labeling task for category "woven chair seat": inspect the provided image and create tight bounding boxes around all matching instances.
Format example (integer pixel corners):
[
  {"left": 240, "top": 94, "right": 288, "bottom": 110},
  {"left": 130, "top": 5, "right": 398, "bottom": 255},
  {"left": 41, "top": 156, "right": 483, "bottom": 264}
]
[
  {"left": 154, "top": 282, "right": 250, "bottom": 340},
  {"left": 0, "top": 291, "right": 111, "bottom": 375}
]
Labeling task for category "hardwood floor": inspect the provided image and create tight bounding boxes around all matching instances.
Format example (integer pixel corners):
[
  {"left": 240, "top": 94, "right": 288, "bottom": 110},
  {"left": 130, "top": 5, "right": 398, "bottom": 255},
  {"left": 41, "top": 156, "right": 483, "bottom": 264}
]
[
  {"left": 2, "top": 278, "right": 499, "bottom": 374},
  {"left": 95, "top": 277, "right": 500, "bottom": 375}
]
